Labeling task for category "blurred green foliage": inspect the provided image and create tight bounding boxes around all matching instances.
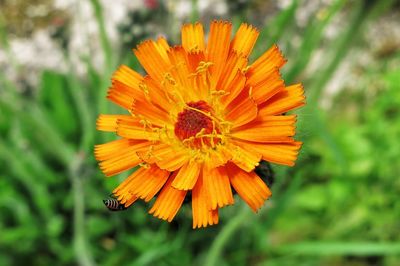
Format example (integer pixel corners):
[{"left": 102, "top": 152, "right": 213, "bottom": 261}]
[{"left": 1, "top": 0, "right": 400, "bottom": 265}]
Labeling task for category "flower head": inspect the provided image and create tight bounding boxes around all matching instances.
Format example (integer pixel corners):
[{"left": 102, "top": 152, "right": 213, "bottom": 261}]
[{"left": 95, "top": 21, "right": 305, "bottom": 228}]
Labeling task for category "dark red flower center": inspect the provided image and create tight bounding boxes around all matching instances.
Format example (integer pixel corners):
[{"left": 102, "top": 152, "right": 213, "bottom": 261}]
[{"left": 174, "top": 101, "right": 218, "bottom": 147}]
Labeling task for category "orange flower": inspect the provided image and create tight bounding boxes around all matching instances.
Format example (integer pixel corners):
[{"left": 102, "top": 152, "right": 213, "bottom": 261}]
[{"left": 95, "top": 21, "right": 305, "bottom": 228}]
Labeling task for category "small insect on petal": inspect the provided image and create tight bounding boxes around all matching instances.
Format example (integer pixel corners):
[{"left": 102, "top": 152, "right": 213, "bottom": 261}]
[{"left": 103, "top": 198, "right": 128, "bottom": 211}]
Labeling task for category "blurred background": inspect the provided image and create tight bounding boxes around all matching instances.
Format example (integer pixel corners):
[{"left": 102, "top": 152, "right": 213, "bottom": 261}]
[{"left": 1, "top": 0, "right": 400, "bottom": 265}]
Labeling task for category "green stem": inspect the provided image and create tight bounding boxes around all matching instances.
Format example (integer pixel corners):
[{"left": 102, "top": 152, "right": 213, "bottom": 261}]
[
  {"left": 70, "top": 154, "right": 96, "bottom": 266},
  {"left": 90, "top": 0, "right": 112, "bottom": 69},
  {"left": 90, "top": 0, "right": 114, "bottom": 115},
  {"left": 65, "top": 56, "right": 95, "bottom": 152},
  {"left": 205, "top": 204, "right": 251, "bottom": 266}
]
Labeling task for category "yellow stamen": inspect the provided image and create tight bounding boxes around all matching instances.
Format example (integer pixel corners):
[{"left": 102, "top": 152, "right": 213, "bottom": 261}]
[
  {"left": 210, "top": 90, "right": 230, "bottom": 96},
  {"left": 139, "top": 82, "right": 151, "bottom": 103},
  {"left": 141, "top": 145, "right": 163, "bottom": 162},
  {"left": 196, "top": 61, "right": 213, "bottom": 72},
  {"left": 139, "top": 117, "right": 153, "bottom": 129},
  {"left": 241, "top": 65, "right": 251, "bottom": 74},
  {"left": 139, "top": 162, "right": 150, "bottom": 169},
  {"left": 162, "top": 72, "right": 186, "bottom": 105}
]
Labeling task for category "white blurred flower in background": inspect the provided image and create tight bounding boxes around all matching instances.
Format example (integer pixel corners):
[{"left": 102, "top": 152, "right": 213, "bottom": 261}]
[{"left": 1, "top": 0, "right": 144, "bottom": 88}]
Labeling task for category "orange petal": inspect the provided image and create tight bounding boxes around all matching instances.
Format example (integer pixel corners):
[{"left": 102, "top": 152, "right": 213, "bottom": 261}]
[
  {"left": 113, "top": 167, "right": 147, "bottom": 203},
  {"left": 247, "top": 67, "right": 285, "bottom": 104},
  {"left": 226, "top": 162, "right": 272, "bottom": 212},
  {"left": 192, "top": 175, "right": 219, "bottom": 229},
  {"left": 230, "top": 23, "right": 259, "bottom": 57},
  {"left": 182, "top": 22, "right": 205, "bottom": 52},
  {"left": 240, "top": 45, "right": 287, "bottom": 106},
  {"left": 172, "top": 160, "right": 201, "bottom": 190},
  {"left": 207, "top": 145, "right": 232, "bottom": 169},
  {"left": 116, "top": 117, "right": 160, "bottom": 141},
  {"left": 96, "top": 114, "right": 133, "bottom": 132},
  {"left": 167, "top": 46, "right": 192, "bottom": 101},
  {"left": 247, "top": 44, "right": 286, "bottom": 83},
  {"left": 107, "top": 81, "right": 135, "bottom": 110},
  {"left": 124, "top": 196, "right": 138, "bottom": 208},
  {"left": 216, "top": 52, "right": 247, "bottom": 94},
  {"left": 235, "top": 140, "right": 302, "bottom": 166},
  {"left": 95, "top": 138, "right": 142, "bottom": 161},
  {"left": 98, "top": 141, "right": 151, "bottom": 177},
  {"left": 109, "top": 65, "right": 146, "bottom": 108},
  {"left": 149, "top": 173, "right": 187, "bottom": 222},
  {"left": 134, "top": 40, "right": 171, "bottom": 83},
  {"left": 259, "top": 83, "right": 306, "bottom": 116},
  {"left": 136, "top": 143, "right": 189, "bottom": 171},
  {"left": 231, "top": 115, "right": 297, "bottom": 143},
  {"left": 126, "top": 164, "right": 170, "bottom": 202},
  {"left": 226, "top": 142, "right": 262, "bottom": 172},
  {"left": 206, "top": 20, "right": 232, "bottom": 88},
  {"left": 112, "top": 193, "right": 138, "bottom": 207},
  {"left": 123, "top": 195, "right": 138, "bottom": 207},
  {"left": 137, "top": 143, "right": 166, "bottom": 164},
  {"left": 112, "top": 65, "right": 144, "bottom": 88},
  {"left": 187, "top": 50, "right": 206, "bottom": 73},
  {"left": 155, "top": 36, "right": 170, "bottom": 62},
  {"left": 141, "top": 76, "right": 175, "bottom": 112},
  {"left": 219, "top": 71, "right": 246, "bottom": 108},
  {"left": 203, "top": 165, "right": 234, "bottom": 210},
  {"left": 155, "top": 150, "right": 189, "bottom": 171},
  {"left": 184, "top": 50, "right": 208, "bottom": 101},
  {"left": 187, "top": 54, "right": 210, "bottom": 100},
  {"left": 225, "top": 96, "right": 258, "bottom": 128},
  {"left": 130, "top": 97, "right": 171, "bottom": 127}
]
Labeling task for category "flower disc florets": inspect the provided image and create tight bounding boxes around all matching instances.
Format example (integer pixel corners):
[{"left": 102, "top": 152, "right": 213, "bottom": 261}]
[{"left": 174, "top": 101, "right": 221, "bottom": 148}]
